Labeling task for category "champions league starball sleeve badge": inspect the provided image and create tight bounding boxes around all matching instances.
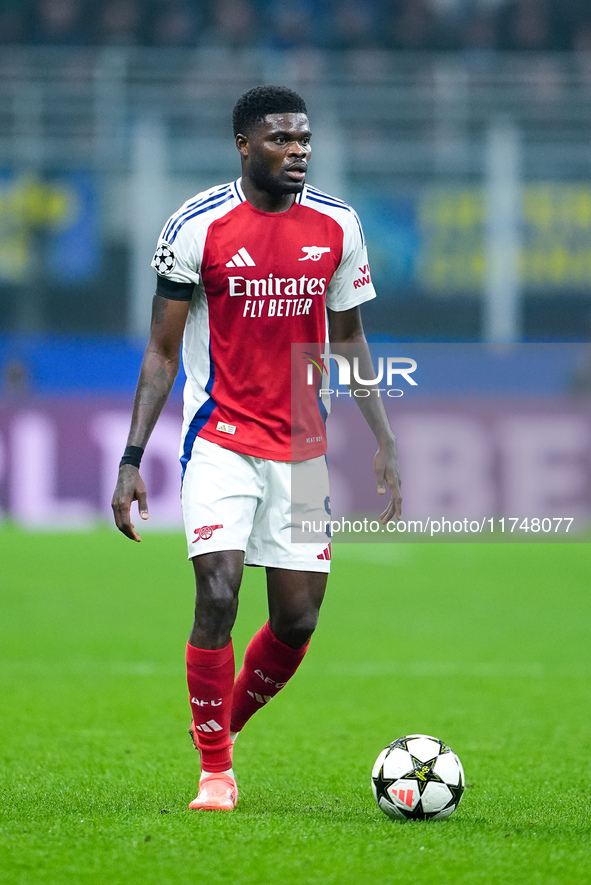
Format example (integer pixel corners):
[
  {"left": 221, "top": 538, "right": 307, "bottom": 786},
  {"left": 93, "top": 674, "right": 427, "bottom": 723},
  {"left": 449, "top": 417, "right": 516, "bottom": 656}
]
[{"left": 153, "top": 243, "right": 176, "bottom": 275}]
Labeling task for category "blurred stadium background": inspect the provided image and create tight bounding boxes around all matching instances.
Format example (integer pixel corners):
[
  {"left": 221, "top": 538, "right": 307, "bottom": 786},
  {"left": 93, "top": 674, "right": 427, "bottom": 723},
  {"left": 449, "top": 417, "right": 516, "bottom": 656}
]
[{"left": 2, "top": 0, "right": 591, "bottom": 529}]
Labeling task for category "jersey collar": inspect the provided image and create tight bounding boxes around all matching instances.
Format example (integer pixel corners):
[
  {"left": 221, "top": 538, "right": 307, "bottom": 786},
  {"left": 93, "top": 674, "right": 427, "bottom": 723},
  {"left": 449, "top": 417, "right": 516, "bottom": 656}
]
[
  {"left": 235, "top": 177, "right": 306, "bottom": 206},
  {"left": 234, "top": 178, "right": 246, "bottom": 202}
]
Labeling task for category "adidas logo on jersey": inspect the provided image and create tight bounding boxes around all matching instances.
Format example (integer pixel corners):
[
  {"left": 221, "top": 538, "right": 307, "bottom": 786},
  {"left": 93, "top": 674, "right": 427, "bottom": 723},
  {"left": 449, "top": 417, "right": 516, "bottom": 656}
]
[{"left": 226, "top": 247, "right": 256, "bottom": 268}]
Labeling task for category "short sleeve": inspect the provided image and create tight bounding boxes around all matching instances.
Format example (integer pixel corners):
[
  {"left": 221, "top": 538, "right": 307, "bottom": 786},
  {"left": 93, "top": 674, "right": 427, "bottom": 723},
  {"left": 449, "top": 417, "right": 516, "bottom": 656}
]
[
  {"left": 150, "top": 204, "right": 202, "bottom": 289},
  {"left": 325, "top": 210, "right": 377, "bottom": 312}
]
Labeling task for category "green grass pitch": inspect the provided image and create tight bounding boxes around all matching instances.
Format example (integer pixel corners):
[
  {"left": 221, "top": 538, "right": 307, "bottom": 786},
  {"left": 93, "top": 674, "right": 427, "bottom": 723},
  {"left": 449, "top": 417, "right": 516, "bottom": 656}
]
[{"left": 1, "top": 527, "right": 590, "bottom": 884}]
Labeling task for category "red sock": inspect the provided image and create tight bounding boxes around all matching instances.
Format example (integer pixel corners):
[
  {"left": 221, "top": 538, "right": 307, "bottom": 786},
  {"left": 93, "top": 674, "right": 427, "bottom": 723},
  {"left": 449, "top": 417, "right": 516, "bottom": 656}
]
[
  {"left": 186, "top": 641, "right": 234, "bottom": 773},
  {"left": 230, "top": 622, "right": 309, "bottom": 733}
]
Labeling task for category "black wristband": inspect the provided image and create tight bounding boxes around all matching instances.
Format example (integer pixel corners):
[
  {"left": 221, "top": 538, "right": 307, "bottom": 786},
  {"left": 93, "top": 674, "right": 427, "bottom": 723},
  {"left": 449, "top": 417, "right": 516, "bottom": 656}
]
[{"left": 119, "top": 445, "right": 144, "bottom": 469}]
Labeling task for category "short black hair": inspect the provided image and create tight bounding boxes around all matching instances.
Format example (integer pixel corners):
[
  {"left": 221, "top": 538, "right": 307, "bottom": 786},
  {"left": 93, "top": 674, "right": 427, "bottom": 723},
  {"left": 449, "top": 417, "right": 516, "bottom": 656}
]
[{"left": 232, "top": 85, "right": 307, "bottom": 137}]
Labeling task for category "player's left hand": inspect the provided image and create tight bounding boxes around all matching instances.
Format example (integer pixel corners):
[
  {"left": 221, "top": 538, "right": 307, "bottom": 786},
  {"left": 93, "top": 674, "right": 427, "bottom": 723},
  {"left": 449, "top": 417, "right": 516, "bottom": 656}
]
[
  {"left": 111, "top": 465, "right": 149, "bottom": 542},
  {"left": 373, "top": 436, "right": 402, "bottom": 523}
]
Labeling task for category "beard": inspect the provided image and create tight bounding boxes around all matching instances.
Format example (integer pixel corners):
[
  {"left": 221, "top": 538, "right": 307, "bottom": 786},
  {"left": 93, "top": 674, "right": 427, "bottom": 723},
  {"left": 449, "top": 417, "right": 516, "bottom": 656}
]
[{"left": 248, "top": 154, "right": 305, "bottom": 196}]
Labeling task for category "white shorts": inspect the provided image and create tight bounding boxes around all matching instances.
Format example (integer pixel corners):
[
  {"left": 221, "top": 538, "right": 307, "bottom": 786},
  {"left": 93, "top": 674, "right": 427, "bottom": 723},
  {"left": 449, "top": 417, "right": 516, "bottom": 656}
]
[{"left": 181, "top": 437, "right": 332, "bottom": 572}]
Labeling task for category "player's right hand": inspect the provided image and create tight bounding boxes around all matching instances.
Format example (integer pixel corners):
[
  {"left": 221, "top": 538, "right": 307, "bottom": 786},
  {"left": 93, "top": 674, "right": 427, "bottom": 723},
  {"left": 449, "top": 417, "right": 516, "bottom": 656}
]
[{"left": 111, "top": 466, "right": 149, "bottom": 542}]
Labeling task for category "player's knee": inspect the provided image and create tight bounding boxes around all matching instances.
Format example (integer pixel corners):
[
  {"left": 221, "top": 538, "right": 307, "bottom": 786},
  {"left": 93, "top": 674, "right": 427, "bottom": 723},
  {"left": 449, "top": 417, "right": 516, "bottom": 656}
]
[
  {"left": 192, "top": 564, "right": 239, "bottom": 638},
  {"left": 271, "top": 609, "right": 319, "bottom": 649},
  {"left": 196, "top": 582, "right": 238, "bottom": 622}
]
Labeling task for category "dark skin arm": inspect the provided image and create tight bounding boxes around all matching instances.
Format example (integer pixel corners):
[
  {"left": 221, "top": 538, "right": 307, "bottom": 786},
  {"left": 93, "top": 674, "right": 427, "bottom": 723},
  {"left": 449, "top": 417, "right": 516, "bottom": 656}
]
[
  {"left": 327, "top": 306, "right": 402, "bottom": 523},
  {"left": 111, "top": 294, "right": 191, "bottom": 541}
]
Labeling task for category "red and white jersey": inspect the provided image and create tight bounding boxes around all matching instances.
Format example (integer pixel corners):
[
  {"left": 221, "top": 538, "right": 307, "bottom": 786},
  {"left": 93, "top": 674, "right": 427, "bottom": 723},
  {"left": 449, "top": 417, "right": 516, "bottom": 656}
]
[{"left": 151, "top": 178, "right": 376, "bottom": 463}]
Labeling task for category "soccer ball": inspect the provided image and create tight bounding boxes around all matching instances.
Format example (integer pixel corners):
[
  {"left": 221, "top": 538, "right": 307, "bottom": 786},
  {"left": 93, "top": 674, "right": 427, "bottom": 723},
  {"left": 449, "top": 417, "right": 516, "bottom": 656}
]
[{"left": 372, "top": 734, "right": 465, "bottom": 821}]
